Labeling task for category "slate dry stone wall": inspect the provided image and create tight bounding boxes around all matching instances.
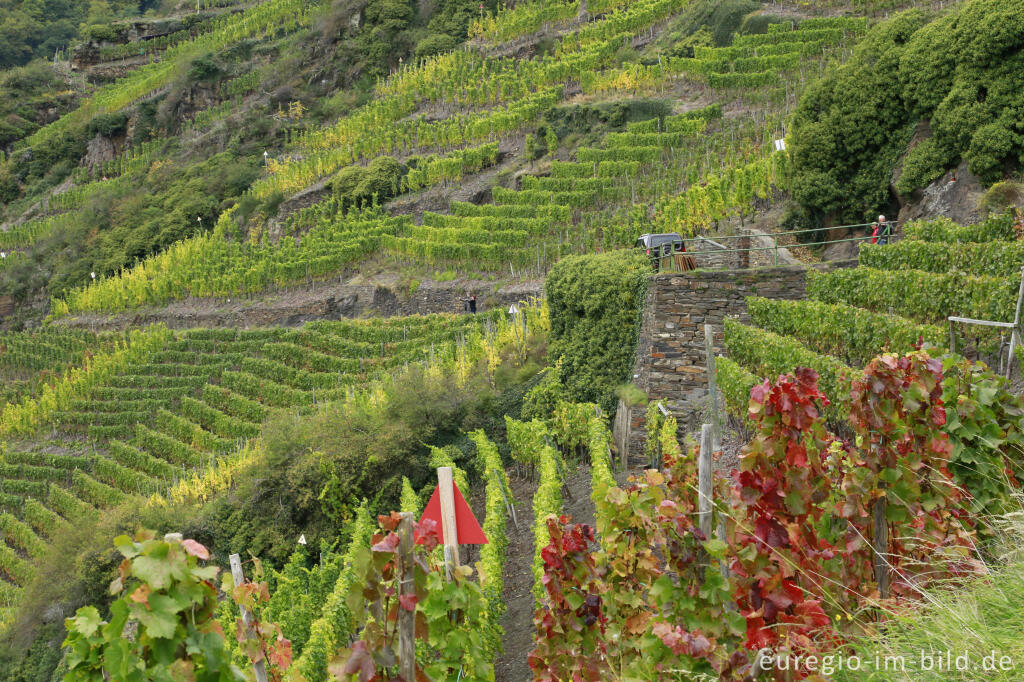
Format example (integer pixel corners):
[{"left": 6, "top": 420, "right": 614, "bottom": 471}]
[{"left": 620, "top": 260, "right": 857, "bottom": 455}]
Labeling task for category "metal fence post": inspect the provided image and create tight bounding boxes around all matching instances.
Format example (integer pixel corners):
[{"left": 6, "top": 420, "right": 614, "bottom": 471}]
[{"left": 1006, "top": 266, "right": 1024, "bottom": 378}]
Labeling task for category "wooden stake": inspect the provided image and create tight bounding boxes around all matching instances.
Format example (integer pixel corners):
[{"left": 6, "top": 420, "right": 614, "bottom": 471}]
[
  {"left": 396, "top": 512, "right": 416, "bottom": 682},
  {"left": 698, "top": 424, "right": 713, "bottom": 541},
  {"left": 437, "top": 467, "right": 460, "bottom": 579},
  {"left": 229, "top": 554, "right": 269, "bottom": 682},
  {"left": 704, "top": 324, "right": 721, "bottom": 453},
  {"left": 717, "top": 515, "right": 730, "bottom": 580},
  {"left": 873, "top": 491, "right": 889, "bottom": 599}
]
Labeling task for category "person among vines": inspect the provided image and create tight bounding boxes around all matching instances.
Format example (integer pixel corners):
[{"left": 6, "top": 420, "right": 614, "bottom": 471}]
[{"left": 872, "top": 214, "right": 894, "bottom": 245}]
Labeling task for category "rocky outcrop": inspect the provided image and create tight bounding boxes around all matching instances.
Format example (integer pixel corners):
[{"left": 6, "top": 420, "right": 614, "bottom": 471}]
[
  {"left": 896, "top": 159, "right": 987, "bottom": 226},
  {"left": 891, "top": 121, "right": 988, "bottom": 226},
  {"left": 83, "top": 133, "right": 121, "bottom": 170}
]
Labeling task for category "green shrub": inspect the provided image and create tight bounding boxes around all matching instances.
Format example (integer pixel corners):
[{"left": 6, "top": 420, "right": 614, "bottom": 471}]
[
  {"left": 980, "top": 181, "right": 1024, "bottom": 215},
  {"left": 415, "top": 33, "right": 457, "bottom": 58},
  {"left": 332, "top": 165, "right": 367, "bottom": 198},
  {"left": 738, "top": 13, "right": 787, "bottom": 36},
  {"left": 81, "top": 24, "right": 120, "bottom": 43},
  {"left": 187, "top": 55, "right": 222, "bottom": 83},
  {"left": 86, "top": 112, "right": 128, "bottom": 139},
  {"left": 546, "top": 250, "right": 649, "bottom": 412},
  {"left": 790, "top": 0, "right": 1024, "bottom": 221},
  {"left": 895, "top": 136, "right": 955, "bottom": 196},
  {"left": 967, "top": 121, "right": 1015, "bottom": 183}
]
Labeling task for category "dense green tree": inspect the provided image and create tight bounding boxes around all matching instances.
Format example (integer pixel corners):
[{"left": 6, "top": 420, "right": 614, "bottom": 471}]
[
  {"left": 790, "top": 0, "right": 1024, "bottom": 224},
  {"left": 356, "top": 0, "right": 416, "bottom": 78},
  {"left": 788, "top": 11, "right": 928, "bottom": 224}
]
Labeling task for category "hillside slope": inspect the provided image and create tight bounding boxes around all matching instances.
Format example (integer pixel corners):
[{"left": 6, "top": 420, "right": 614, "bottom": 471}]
[{"left": 1, "top": 0, "right": 1023, "bottom": 678}]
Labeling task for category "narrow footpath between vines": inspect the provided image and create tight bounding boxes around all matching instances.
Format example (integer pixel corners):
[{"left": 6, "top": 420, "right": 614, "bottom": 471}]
[{"left": 494, "top": 463, "right": 596, "bottom": 682}]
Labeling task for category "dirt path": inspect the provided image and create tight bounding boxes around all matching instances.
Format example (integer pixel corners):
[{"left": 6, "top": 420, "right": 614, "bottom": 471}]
[
  {"left": 54, "top": 276, "right": 542, "bottom": 331},
  {"left": 494, "top": 473, "right": 538, "bottom": 682},
  {"left": 494, "top": 462, "right": 596, "bottom": 682}
]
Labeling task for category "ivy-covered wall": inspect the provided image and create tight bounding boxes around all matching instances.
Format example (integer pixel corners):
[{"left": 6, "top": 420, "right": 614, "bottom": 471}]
[{"left": 546, "top": 250, "right": 649, "bottom": 413}]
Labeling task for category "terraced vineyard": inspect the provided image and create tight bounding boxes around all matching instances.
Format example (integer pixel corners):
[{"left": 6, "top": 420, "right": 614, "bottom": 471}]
[
  {"left": 26, "top": 0, "right": 315, "bottom": 148},
  {"left": 43, "top": 6, "right": 870, "bottom": 319},
  {"left": 717, "top": 213, "right": 1023, "bottom": 419},
  {"left": 3, "top": 0, "right": 1024, "bottom": 676},
  {"left": 0, "top": 308, "right": 535, "bottom": 627},
  {"left": 0, "top": 328, "right": 122, "bottom": 409}
]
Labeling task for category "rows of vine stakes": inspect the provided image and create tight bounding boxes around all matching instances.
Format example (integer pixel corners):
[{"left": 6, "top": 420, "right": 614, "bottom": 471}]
[
  {"left": 0, "top": 0, "right": 990, "bottom": 677},
  {"left": 6, "top": 1, "right": 867, "bottom": 303},
  {"left": 0, "top": 310, "right": 527, "bottom": 628}
]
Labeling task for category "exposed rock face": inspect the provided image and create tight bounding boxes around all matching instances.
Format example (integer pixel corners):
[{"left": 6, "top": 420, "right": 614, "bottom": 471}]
[
  {"left": 896, "top": 159, "right": 987, "bottom": 226},
  {"left": 83, "top": 133, "right": 120, "bottom": 170},
  {"left": 821, "top": 229, "right": 861, "bottom": 260},
  {"left": 891, "top": 121, "right": 988, "bottom": 226},
  {"left": 71, "top": 42, "right": 101, "bottom": 68}
]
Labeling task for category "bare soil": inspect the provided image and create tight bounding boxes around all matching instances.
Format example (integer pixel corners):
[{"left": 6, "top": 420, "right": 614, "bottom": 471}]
[
  {"left": 54, "top": 273, "right": 542, "bottom": 331},
  {"left": 494, "top": 462, "right": 597, "bottom": 682}
]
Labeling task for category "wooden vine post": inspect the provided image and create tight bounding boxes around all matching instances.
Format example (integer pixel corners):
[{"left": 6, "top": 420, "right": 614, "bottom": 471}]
[
  {"left": 437, "top": 466, "right": 460, "bottom": 580},
  {"left": 421, "top": 466, "right": 485, "bottom": 580},
  {"left": 698, "top": 424, "right": 714, "bottom": 541},
  {"left": 396, "top": 512, "right": 416, "bottom": 682},
  {"left": 704, "top": 323, "right": 721, "bottom": 453},
  {"left": 228, "top": 554, "right": 269, "bottom": 682}
]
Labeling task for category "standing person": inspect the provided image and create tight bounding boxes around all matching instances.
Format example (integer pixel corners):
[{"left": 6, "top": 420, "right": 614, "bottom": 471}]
[
  {"left": 462, "top": 291, "right": 471, "bottom": 313},
  {"left": 469, "top": 293, "right": 477, "bottom": 314},
  {"left": 876, "top": 215, "right": 893, "bottom": 245}
]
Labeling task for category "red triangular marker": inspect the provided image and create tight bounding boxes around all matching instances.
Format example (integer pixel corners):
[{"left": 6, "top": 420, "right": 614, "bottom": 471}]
[{"left": 418, "top": 481, "right": 488, "bottom": 545}]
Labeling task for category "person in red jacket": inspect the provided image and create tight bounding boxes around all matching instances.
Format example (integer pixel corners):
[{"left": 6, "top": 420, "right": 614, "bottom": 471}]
[{"left": 872, "top": 215, "right": 893, "bottom": 245}]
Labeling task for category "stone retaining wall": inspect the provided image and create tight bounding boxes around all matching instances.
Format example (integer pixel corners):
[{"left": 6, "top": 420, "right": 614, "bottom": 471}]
[
  {"left": 55, "top": 280, "right": 543, "bottom": 331},
  {"left": 617, "top": 260, "right": 857, "bottom": 455}
]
